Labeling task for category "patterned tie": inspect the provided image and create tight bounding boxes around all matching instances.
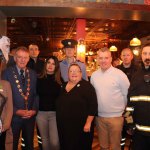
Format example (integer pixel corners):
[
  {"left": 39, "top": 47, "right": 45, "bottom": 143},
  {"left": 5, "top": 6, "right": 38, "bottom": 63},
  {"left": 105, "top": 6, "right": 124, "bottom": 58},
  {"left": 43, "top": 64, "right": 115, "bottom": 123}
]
[{"left": 20, "top": 69, "right": 25, "bottom": 86}]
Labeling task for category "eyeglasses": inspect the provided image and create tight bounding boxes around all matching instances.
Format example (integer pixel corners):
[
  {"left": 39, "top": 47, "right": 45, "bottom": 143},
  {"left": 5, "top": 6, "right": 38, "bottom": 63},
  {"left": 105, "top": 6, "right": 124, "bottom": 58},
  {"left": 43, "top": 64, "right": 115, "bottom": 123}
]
[{"left": 69, "top": 70, "right": 81, "bottom": 73}]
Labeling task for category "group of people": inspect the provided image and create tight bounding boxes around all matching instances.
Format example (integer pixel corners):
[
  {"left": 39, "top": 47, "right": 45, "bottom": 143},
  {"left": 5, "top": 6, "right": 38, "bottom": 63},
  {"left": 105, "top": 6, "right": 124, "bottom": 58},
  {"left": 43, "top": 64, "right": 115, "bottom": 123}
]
[{"left": 0, "top": 35, "right": 149, "bottom": 150}]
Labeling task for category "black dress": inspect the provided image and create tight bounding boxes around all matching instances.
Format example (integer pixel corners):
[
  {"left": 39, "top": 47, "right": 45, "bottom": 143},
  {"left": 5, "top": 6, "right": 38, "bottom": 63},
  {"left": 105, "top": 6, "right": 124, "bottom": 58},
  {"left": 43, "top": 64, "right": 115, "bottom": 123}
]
[{"left": 56, "top": 79, "right": 97, "bottom": 150}]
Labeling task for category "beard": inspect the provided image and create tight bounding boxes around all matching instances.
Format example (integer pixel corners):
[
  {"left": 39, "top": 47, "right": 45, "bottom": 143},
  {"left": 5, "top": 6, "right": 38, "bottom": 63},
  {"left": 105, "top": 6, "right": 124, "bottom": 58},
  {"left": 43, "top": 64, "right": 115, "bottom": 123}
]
[{"left": 144, "top": 59, "right": 150, "bottom": 66}]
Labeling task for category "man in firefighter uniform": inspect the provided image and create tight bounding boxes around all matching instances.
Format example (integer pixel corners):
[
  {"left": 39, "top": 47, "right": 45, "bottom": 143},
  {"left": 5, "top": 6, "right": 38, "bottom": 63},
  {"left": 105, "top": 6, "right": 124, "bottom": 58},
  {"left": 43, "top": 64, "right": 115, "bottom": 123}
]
[{"left": 125, "top": 43, "right": 150, "bottom": 150}]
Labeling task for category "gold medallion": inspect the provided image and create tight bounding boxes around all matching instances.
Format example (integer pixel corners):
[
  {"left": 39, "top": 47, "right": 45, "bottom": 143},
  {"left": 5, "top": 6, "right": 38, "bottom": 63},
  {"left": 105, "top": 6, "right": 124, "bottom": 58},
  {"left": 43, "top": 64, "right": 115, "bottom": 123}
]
[
  {"left": 13, "top": 68, "right": 31, "bottom": 110},
  {"left": 19, "top": 89, "right": 22, "bottom": 92},
  {"left": 16, "top": 80, "right": 19, "bottom": 83},
  {"left": 27, "top": 88, "right": 30, "bottom": 91},
  {"left": 17, "top": 85, "right": 21, "bottom": 88}
]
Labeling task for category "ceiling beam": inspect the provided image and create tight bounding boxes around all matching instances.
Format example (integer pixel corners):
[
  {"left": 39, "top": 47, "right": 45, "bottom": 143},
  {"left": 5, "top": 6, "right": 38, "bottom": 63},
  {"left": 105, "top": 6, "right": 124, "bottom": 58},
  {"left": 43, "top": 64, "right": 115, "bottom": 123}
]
[{"left": 0, "top": 1, "right": 150, "bottom": 21}]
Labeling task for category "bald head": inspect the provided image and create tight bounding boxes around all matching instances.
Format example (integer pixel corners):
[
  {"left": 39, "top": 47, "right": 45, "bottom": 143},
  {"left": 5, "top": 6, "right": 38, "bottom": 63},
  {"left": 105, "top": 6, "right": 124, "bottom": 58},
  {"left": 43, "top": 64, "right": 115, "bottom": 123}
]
[{"left": 121, "top": 48, "right": 133, "bottom": 67}]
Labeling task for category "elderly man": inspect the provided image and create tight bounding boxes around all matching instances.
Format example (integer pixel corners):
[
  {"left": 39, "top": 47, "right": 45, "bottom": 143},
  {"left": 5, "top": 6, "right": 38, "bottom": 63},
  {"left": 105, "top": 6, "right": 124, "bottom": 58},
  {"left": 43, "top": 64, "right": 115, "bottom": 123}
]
[
  {"left": 3, "top": 46, "right": 38, "bottom": 150},
  {"left": 60, "top": 39, "right": 88, "bottom": 82},
  {"left": 91, "top": 47, "right": 130, "bottom": 150},
  {"left": 125, "top": 43, "right": 150, "bottom": 150}
]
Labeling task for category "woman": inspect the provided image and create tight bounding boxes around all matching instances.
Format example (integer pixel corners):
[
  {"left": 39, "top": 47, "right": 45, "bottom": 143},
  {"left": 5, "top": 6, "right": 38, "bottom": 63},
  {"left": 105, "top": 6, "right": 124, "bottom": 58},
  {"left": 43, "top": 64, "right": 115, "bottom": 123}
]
[
  {"left": 0, "top": 55, "right": 13, "bottom": 149},
  {"left": 56, "top": 64, "right": 98, "bottom": 150},
  {"left": 36, "top": 56, "right": 61, "bottom": 150}
]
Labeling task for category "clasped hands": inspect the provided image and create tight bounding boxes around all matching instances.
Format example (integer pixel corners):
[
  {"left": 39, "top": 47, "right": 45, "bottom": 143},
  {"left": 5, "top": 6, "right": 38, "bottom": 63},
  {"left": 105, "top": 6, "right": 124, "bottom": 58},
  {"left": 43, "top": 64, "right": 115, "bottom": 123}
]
[{"left": 16, "top": 109, "right": 36, "bottom": 119}]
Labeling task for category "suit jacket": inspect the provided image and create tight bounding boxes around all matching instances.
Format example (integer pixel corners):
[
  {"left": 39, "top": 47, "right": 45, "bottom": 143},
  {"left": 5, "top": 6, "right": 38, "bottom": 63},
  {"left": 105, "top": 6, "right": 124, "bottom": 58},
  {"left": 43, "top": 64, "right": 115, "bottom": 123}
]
[{"left": 2, "top": 65, "right": 38, "bottom": 116}]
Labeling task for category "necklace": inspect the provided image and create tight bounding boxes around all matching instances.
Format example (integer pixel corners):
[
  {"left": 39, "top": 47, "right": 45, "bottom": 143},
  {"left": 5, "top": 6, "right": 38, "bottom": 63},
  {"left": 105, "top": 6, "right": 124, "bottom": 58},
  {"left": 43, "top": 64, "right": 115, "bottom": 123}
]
[{"left": 12, "top": 68, "right": 30, "bottom": 110}]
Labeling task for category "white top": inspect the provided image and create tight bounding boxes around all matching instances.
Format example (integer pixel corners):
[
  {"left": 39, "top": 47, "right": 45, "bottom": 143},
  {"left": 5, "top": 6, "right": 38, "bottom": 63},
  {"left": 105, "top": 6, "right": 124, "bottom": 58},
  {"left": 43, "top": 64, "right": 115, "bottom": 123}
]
[{"left": 91, "top": 66, "right": 130, "bottom": 117}]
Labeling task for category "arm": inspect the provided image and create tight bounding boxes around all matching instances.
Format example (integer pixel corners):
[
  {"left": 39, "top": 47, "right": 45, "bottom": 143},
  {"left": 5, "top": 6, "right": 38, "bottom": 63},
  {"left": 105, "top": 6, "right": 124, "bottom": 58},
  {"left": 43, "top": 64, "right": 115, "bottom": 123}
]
[
  {"left": 123, "top": 75, "right": 138, "bottom": 134},
  {"left": 30, "top": 71, "right": 38, "bottom": 116},
  {"left": 119, "top": 71, "right": 130, "bottom": 105},
  {"left": 84, "top": 116, "right": 94, "bottom": 132},
  {"left": 2, "top": 81, "right": 13, "bottom": 132},
  {"left": 2, "top": 69, "right": 25, "bottom": 116},
  {"left": 81, "top": 63, "right": 88, "bottom": 81},
  {"left": 83, "top": 82, "right": 98, "bottom": 132}
]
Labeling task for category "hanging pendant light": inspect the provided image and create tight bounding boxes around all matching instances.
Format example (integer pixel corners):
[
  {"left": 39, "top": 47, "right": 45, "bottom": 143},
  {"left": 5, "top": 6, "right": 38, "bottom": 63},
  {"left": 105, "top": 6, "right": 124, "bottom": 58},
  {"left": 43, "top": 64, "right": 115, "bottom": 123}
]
[
  {"left": 109, "top": 45, "right": 117, "bottom": 52},
  {"left": 130, "top": 37, "right": 141, "bottom": 46}
]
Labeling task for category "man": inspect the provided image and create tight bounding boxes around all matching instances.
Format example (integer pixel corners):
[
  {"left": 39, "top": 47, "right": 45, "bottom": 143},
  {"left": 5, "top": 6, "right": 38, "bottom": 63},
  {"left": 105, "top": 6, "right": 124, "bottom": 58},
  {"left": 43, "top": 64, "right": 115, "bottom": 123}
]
[
  {"left": 117, "top": 48, "right": 138, "bottom": 81},
  {"left": 26, "top": 43, "right": 44, "bottom": 149},
  {"left": 125, "top": 43, "right": 150, "bottom": 150},
  {"left": 60, "top": 39, "right": 88, "bottom": 82},
  {"left": 3, "top": 46, "right": 38, "bottom": 150},
  {"left": 27, "top": 43, "right": 44, "bottom": 75},
  {"left": 91, "top": 47, "right": 130, "bottom": 150},
  {"left": 117, "top": 48, "right": 138, "bottom": 149}
]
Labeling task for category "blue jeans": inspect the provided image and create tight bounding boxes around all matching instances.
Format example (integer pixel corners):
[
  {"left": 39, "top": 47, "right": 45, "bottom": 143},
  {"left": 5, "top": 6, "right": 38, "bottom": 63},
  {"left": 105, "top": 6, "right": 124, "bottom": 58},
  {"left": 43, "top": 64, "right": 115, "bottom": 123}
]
[{"left": 36, "top": 111, "right": 60, "bottom": 150}]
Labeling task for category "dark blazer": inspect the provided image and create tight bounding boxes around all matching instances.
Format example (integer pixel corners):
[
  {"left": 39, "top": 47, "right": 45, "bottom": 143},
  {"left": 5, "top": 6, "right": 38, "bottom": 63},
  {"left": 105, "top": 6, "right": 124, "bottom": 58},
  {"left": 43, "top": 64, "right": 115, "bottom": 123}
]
[{"left": 2, "top": 65, "right": 38, "bottom": 116}]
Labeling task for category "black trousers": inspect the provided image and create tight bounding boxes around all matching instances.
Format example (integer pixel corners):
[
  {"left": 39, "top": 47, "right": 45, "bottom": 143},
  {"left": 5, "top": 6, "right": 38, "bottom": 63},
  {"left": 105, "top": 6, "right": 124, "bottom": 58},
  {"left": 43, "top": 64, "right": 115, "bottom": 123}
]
[
  {"left": 0, "top": 131, "right": 6, "bottom": 150},
  {"left": 11, "top": 116, "right": 35, "bottom": 150},
  {"left": 133, "top": 132, "right": 150, "bottom": 150},
  {"left": 21, "top": 125, "right": 43, "bottom": 150}
]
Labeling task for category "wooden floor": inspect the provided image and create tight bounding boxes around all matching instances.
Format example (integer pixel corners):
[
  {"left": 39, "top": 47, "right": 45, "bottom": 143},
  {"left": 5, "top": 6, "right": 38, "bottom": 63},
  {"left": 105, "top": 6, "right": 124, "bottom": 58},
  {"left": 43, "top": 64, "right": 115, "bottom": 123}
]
[{"left": 19, "top": 127, "right": 131, "bottom": 150}]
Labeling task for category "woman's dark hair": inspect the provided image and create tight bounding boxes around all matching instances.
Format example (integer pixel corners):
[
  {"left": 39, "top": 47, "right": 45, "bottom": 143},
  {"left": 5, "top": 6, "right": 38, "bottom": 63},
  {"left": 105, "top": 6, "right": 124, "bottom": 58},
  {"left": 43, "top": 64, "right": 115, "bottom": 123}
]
[{"left": 39, "top": 56, "right": 62, "bottom": 85}]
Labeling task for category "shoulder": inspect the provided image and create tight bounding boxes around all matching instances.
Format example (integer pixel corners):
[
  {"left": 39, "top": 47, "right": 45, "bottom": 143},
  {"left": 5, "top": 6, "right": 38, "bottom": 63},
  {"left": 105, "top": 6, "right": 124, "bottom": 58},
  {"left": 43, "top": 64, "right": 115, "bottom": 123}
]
[
  {"left": 91, "top": 70, "right": 100, "bottom": 78},
  {"left": 112, "top": 66, "right": 125, "bottom": 75},
  {"left": 27, "top": 68, "right": 37, "bottom": 76},
  {"left": 116, "top": 64, "right": 123, "bottom": 70},
  {"left": 76, "top": 60, "right": 85, "bottom": 66},
  {"left": 37, "top": 57, "right": 45, "bottom": 64},
  {"left": 0, "top": 80, "right": 10, "bottom": 86},
  {"left": 3, "top": 66, "right": 14, "bottom": 74},
  {"left": 60, "top": 60, "right": 68, "bottom": 67},
  {"left": 79, "top": 80, "right": 96, "bottom": 94}
]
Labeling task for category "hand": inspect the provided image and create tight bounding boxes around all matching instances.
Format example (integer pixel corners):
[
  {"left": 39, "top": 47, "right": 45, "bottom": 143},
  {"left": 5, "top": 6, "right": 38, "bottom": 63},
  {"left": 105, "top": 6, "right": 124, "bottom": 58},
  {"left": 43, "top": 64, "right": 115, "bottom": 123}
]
[
  {"left": 27, "top": 110, "right": 36, "bottom": 117},
  {"left": 83, "top": 122, "right": 91, "bottom": 133},
  {"left": 16, "top": 110, "right": 36, "bottom": 118},
  {"left": 127, "top": 128, "right": 134, "bottom": 135}
]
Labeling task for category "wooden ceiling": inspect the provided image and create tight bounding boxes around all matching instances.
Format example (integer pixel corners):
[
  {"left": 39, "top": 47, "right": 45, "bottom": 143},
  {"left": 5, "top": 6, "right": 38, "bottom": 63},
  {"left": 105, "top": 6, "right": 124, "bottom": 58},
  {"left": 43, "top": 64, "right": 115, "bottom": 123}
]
[{"left": 7, "top": 17, "right": 150, "bottom": 56}]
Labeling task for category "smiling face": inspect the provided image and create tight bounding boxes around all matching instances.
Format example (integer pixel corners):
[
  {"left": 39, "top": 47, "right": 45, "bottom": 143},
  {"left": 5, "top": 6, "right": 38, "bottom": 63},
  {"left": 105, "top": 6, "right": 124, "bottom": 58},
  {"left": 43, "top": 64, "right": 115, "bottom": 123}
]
[
  {"left": 142, "top": 46, "right": 150, "bottom": 67},
  {"left": 68, "top": 65, "right": 82, "bottom": 84},
  {"left": 46, "top": 58, "right": 56, "bottom": 74},
  {"left": 97, "top": 49, "right": 112, "bottom": 71},
  {"left": 14, "top": 48, "right": 30, "bottom": 69},
  {"left": 121, "top": 48, "right": 133, "bottom": 66}
]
